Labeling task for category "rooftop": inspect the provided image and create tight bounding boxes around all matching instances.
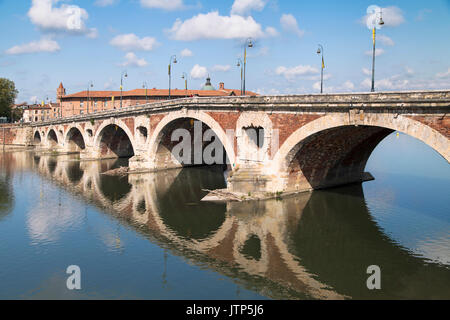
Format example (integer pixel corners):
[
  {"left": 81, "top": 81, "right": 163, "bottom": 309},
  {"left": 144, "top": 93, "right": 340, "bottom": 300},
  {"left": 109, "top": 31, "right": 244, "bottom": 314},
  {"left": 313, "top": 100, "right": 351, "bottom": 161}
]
[{"left": 60, "top": 80, "right": 258, "bottom": 100}]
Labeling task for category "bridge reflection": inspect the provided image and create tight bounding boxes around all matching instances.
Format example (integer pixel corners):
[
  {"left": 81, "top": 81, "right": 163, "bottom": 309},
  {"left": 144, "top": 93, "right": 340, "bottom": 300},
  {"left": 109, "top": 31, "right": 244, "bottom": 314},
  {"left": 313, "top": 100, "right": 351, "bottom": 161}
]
[{"left": 6, "top": 152, "right": 450, "bottom": 299}]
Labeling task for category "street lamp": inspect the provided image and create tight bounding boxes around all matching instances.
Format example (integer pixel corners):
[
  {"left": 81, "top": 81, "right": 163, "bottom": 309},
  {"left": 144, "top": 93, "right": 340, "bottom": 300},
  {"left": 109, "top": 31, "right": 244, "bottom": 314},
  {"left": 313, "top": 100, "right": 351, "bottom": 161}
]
[
  {"left": 45, "top": 97, "right": 49, "bottom": 121},
  {"left": 242, "top": 38, "right": 253, "bottom": 96},
  {"left": 317, "top": 45, "right": 324, "bottom": 94},
  {"left": 181, "top": 72, "right": 188, "bottom": 98},
  {"left": 87, "top": 81, "right": 93, "bottom": 113},
  {"left": 120, "top": 71, "right": 127, "bottom": 108},
  {"left": 371, "top": 10, "right": 385, "bottom": 92},
  {"left": 168, "top": 55, "right": 177, "bottom": 99},
  {"left": 236, "top": 59, "right": 243, "bottom": 95},
  {"left": 142, "top": 81, "right": 148, "bottom": 104}
]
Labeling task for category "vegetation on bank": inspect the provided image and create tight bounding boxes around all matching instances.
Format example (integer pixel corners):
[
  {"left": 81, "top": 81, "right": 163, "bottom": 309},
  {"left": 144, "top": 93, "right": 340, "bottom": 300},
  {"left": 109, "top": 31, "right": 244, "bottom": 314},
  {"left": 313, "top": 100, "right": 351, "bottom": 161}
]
[{"left": 0, "top": 78, "right": 21, "bottom": 122}]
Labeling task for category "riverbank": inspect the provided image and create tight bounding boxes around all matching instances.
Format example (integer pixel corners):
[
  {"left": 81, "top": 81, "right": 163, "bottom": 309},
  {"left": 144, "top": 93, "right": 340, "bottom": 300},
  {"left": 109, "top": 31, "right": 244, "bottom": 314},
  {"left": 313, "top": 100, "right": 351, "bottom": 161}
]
[{"left": 1, "top": 145, "right": 33, "bottom": 152}]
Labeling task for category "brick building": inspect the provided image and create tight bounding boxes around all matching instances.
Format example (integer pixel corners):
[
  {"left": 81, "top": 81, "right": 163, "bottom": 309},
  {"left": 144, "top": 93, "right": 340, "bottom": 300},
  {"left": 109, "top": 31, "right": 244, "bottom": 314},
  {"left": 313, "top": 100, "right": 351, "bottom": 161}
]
[{"left": 58, "top": 78, "right": 257, "bottom": 118}]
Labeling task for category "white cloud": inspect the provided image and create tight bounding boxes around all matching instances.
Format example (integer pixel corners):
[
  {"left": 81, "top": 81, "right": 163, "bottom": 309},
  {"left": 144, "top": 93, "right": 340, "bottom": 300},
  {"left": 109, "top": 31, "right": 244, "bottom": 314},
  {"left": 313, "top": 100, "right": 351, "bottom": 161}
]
[
  {"left": 362, "top": 68, "right": 372, "bottom": 76},
  {"left": 190, "top": 64, "right": 208, "bottom": 79},
  {"left": 305, "top": 73, "right": 332, "bottom": 81},
  {"left": 265, "top": 26, "right": 279, "bottom": 37},
  {"left": 378, "top": 78, "right": 409, "bottom": 90},
  {"left": 29, "top": 96, "right": 38, "bottom": 103},
  {"left": 5, "top": 38, "right": 60, "bottom": 55},
  {"left": 362, "top": 6, "right": 405, "bottom": 29},
  {"left": 381, "top": 6, "right": 406, "bottom": 26},
  {"left": 212, "top": 65, "right": 231, "bottom": 72},
  {"left": 276, "top": 65, "right": 318, "bottom": 80},
  {"left": 28, "top": 0, "right": 94, "bottom": 36},
  {"left": 312, "top": 81, "right": 321, "bottom": 91},
  {"left": 365, "top": 48, "right": 385, "bottom": 56},
  {"left": 256, "top": 88, "right": 281, "bottom": 95},
  {"left": 180, "top": 48, "right": 193, "bottom": 57},
  {"left": 140, "top": 0, "right": 184, "bottom": 11},
  {"left": 378, "top": 34, "right": 394, "bottom": 46},
  {"left": 436, "top": 68, "right": 450, "bottom": 79},
  {"left": 231, "top": 0, "right": 268, "bottom": 16},
  {"left": 361, "top": 76, "right": 409, "bottom": 91},
  {"left": 168, "top": 11, "right": 272, "bottom": 41},
  {"left": 342, "top": 80, "right": 355, "bottom": 90},
  {"left": 103, "top": 78, "right": 117, "bottom": 90},
  {"left": 361, "top": 78, "right": 372, "bottom": 89},
  {"left": 119, "top": 52, "right": 148, "bottom": 67},
  {"left": 86, "top": 28, "right": 99, "bottom": 39},
  {"left": 246, "top": 46, "right": 270, "bottom": 58},
  {"left": 280, "top": 14, "right": 304, "bottom": 38},
  {"left": 94, "top": 0, "right": 118, "bottom": 7},
  {"left": 313, "top": 80, "right": 354, "bottom": 93},
  {"left": 405, "top": 66, "right": 415, "bottom": 76},
  {"left": 110, "top": 33, "right": 159, "bottom": 51}
]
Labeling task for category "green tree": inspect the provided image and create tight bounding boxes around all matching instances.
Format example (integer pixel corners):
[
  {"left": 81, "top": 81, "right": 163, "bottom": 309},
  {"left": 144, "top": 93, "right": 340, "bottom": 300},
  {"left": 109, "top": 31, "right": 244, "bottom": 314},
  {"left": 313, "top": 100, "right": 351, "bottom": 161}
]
[
  {"left": 0, "top": 78, "right": 19, "bottom": 122},
  {"left": 11, "top": 107, "right": 24, "bottom": 122}
]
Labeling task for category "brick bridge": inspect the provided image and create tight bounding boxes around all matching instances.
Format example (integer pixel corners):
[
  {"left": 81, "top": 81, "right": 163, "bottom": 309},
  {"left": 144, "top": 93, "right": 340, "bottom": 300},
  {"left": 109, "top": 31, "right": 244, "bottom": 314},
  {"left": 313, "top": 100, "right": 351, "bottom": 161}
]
[{"left": 2, "top": 90, "right": 449, "bottom": 195}]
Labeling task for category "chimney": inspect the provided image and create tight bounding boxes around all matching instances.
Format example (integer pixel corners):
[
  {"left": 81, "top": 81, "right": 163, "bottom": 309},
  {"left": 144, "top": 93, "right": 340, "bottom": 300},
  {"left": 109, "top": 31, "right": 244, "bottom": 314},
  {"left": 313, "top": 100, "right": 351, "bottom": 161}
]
[{"left": 219, "top": 82, "right": 225, "bottom": 90}]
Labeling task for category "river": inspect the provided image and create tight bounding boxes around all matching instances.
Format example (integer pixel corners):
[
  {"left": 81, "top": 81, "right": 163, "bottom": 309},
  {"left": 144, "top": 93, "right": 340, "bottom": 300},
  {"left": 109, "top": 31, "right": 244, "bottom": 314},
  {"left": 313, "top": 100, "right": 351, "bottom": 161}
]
[{"left": 0, "top": 132, "right": 449, "bottom": 299}]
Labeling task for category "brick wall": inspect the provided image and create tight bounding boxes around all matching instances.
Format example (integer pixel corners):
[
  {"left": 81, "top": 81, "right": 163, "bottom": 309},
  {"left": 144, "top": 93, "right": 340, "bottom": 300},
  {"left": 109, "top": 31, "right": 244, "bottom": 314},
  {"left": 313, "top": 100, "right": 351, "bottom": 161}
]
[
  {"left": 0, "top": 127, "right": 17, "bottom": 145},
  {"left": 408, "top": 115, "right": 450, "bottom": 139},
  {"left": 269, "top": 114, "right": 323, "bottom": 148}
]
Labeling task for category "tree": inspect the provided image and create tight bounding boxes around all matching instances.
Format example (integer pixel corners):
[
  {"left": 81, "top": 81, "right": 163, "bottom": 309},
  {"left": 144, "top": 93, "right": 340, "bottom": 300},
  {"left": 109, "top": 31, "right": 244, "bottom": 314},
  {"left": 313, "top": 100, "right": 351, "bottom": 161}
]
[
  {"left": 11, "top": 107, "right": 24, "bottom": 123},
  {"left": 0, "top": 78, "right": 18, "bottom": 122}
]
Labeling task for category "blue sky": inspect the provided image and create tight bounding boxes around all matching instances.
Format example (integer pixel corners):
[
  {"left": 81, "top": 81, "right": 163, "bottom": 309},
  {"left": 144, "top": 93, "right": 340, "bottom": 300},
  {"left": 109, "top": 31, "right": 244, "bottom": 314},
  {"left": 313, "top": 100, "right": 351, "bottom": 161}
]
[{"left": 1, "top": 0, "right": 449, "bottom": 103}]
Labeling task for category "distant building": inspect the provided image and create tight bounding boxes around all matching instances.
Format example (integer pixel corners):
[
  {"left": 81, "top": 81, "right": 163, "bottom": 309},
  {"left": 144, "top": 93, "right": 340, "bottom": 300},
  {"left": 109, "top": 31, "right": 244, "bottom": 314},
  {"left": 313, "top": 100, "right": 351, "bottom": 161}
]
[
  {"left": 202, "top": 76, "right": 215, "bottom": 91},
  {"left": 58, "top": 78, "right": 257, "bottom": 118},
  {"left": 14, "top": 103, "right": 53, "bottom": 123}
]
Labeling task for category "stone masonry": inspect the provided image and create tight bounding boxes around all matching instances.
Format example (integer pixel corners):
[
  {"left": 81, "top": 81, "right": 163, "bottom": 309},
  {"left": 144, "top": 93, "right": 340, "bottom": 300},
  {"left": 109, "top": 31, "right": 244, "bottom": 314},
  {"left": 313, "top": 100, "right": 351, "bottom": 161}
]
[{"left": 1, "top": 90, "right": 449, "bottom": 195}]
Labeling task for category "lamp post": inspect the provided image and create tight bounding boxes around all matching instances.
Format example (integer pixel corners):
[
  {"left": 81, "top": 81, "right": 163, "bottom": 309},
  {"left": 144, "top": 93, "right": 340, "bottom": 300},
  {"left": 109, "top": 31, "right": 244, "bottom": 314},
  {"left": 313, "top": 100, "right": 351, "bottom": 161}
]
[
  {"left": 317, "top": 44, "right": 325, "bottom": 93},
  {"left": 242, "top": 38, "right": 253, "bottom": 96},
  {"left": 168, "top": 55, "right": 177, "bottom": 99},
  {"left": 120, "top": 71, "right": 127, "bottom": 108},
  {"left": 45, "top": 97, "right": 49, "bottom": 121},
  {"left": 181, "top": 72, "right": 188, "bottom": 98},
  {"left": 236, "top": 59, "right": 243, "bottom": 95},
  {"left": 87, "top": 81, "right": 93, "bottom": 113},
  {"left": 142, "top": 82, "right": 148, "bottom": 104},
  {"left": 371, "top": 10, "right": 385, "bottom": 92},
  {"left": 316, "top": 45, "right": 324, "bottom": 94}
]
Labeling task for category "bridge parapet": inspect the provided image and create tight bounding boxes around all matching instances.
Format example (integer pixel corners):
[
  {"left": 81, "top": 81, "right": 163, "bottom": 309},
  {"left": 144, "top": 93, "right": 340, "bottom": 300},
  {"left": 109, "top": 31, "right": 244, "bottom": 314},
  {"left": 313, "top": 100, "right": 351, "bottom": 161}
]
[{"left": 8, "top": 90, "right": 449, "bottom": 129}]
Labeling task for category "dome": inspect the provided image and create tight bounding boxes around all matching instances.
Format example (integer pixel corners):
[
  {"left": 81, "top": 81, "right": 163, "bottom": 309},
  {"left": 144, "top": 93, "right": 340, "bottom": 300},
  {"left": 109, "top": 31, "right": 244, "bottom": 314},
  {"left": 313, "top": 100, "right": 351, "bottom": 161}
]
[{"left": 202, "top": 76, "right": 215, "bottom": 91}]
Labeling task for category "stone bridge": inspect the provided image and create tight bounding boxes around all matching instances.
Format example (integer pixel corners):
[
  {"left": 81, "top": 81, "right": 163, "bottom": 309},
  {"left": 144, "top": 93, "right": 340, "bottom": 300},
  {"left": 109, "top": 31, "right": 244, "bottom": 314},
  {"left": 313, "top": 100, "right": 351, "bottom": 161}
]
[{"left": 2, "top": 90, "right": 449, "bottom": 195}]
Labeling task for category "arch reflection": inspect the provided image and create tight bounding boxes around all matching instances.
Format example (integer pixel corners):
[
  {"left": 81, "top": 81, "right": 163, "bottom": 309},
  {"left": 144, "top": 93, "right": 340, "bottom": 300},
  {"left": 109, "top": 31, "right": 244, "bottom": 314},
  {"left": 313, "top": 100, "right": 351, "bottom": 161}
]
[{"left": 21, "top": 153, "right": 450, "bottom": 300}]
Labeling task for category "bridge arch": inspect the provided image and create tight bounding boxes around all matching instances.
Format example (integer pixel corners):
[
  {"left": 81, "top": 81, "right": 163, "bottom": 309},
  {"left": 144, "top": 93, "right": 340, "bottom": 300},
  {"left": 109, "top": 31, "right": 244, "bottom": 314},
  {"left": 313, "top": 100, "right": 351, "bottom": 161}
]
[
  {"left": 46, "top": 129, "right": 59, "bottom": 148},
  {"left": 33, "top": 130, "right": 42, "bottom": 145},
  {"left": 147, "top": 110, "right": 236, "bottom": 169},
  {"left": 271, "top": 113, "right": 449, "bottom": 192},
  {"left": 64, "top": 126, "right": 86, "bottom": 152},
  {"left": 94, "top": 119, "right": 136, "bottom": 158}
]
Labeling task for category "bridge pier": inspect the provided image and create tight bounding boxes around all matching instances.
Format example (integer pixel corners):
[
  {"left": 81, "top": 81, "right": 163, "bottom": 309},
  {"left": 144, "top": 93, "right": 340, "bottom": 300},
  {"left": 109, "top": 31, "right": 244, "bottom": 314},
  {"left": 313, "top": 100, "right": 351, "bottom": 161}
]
[{"left": 129, "top": 152, "right": 153, "bottom": 171}]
